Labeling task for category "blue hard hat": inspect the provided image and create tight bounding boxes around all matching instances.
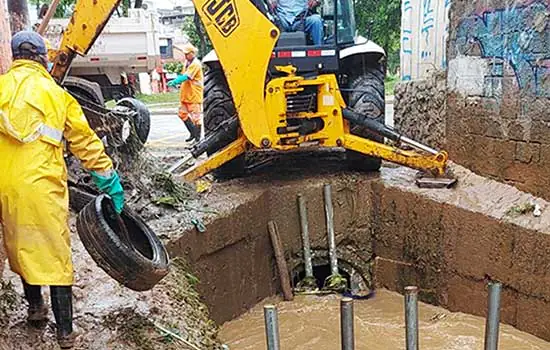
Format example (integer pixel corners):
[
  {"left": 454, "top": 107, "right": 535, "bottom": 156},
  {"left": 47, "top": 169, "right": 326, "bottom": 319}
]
[{"left": 11, "top": 31, "right": 47, "bottom": 56}]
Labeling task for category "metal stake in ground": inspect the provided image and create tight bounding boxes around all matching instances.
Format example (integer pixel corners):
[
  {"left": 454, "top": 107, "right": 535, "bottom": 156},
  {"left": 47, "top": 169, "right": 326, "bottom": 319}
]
[
  {"left": 404, "top": 286, "right": 419, "bottom": 350},
  {"left": 484, "top": 281, "right": 502, "bottom": 350},
  {"left": 264, "top": 305, "right": 281, "bottom": 350},
  {"left": 297, "top": 194, "right": 313, "bottom": 279},
  {"left": 340, "top": 297, "right": 355, "bottom": 350},
  {"left": 323, "top": 184, "right": 338, "bottom": 276}
]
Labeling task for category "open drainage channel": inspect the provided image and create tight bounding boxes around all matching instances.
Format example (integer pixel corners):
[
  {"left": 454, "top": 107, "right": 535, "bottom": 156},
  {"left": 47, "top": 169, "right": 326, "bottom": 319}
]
[{"left": 165, "top": 170, "right": 550, "bottom": 348}]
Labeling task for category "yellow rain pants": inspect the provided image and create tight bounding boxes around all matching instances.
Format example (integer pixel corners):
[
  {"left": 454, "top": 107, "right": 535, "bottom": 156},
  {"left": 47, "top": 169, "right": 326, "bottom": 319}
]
[{"left": 0, "top": 60, "right": 113, "bottom": 285}]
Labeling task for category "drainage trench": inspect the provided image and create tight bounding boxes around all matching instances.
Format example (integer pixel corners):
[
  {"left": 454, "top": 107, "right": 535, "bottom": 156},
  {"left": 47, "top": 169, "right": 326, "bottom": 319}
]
[{"left": 165, "top": 167, "right": 550, "bottom": 347}]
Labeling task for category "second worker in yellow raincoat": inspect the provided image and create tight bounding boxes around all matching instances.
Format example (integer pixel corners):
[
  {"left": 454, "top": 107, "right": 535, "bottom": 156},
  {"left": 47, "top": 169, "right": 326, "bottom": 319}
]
[{"left": 0, "top": 31, "right": 124, "bottom": 349}]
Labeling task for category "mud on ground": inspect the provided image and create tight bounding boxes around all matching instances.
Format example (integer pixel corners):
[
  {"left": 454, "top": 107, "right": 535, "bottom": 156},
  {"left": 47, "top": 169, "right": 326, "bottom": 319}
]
[{"left": 0, "top": 148, "right": 228, "bottom": 350}]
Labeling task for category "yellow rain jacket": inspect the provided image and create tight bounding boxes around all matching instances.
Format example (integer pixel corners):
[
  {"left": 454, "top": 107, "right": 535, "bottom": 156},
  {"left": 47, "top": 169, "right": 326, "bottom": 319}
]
[{"left": 0, "top": 60, "right": 113, "bottom": 286}]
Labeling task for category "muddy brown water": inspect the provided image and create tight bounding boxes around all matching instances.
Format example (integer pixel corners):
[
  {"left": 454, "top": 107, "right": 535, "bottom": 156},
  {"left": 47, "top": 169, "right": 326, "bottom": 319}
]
[{"left": 220, "top": 289, "right": 549, "bottom": 349}]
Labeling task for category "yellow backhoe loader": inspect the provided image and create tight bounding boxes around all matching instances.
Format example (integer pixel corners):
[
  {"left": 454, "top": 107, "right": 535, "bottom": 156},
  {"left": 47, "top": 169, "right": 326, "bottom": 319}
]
[{"left": 48, "top": 0, "right": 455, "bottom": 188}]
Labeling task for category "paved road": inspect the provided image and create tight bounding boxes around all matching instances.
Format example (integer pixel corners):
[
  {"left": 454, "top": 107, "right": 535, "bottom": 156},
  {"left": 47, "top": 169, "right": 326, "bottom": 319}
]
[
  {"left": 146, "top": 114, "right": 191, "bottom": 149},
  {"left": 146, "top": 101, "right": 395, "bottom": 145}
]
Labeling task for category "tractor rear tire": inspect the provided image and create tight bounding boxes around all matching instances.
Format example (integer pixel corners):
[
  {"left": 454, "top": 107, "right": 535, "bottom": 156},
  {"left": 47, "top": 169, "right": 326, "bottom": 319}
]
[
  {"left": 203, "top": 67, "right": 246, "bottom": 179},
  {"left": 345, "top": 64, "right": 386, "bottom": 172}
]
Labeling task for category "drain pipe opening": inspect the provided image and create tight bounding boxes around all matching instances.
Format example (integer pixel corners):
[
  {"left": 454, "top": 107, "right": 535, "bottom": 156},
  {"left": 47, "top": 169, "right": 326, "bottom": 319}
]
[{"left": 292, "top": 262, "right": 352, "bottom": 290}]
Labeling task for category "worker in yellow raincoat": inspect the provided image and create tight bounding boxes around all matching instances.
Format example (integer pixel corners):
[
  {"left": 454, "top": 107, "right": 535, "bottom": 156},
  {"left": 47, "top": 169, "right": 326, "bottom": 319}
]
[
  {"left": 168, "top": 43, "right": 204, "bottom": 144},
  {"left": 0, "top": 32, "right": 124, "bottom": 349}
]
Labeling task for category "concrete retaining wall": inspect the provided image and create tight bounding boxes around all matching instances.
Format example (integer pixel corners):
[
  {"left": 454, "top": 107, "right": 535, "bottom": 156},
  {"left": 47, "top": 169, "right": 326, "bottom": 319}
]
[
  {"left": 446, "top": 0, "right": 550, "bottom": 198},
  {"left": 166, "top": 176, "right": 376, "bottom": 323},
  {"left": 167, "top": 168, "right": 550, "bottom": 341}
]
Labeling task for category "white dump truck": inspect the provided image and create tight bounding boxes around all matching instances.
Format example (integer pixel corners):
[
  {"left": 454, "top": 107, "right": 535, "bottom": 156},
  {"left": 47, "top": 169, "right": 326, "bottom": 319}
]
[{"left": 44, "top": 8, "right": 163, "bottom": 102}]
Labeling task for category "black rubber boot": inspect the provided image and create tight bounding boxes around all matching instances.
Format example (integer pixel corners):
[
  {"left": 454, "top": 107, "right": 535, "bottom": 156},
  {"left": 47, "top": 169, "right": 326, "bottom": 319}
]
[
  {"left": 22, "top": 278, "right": 48, "bottom": 326},
  {"left": 193, "top": 124, "right": 202, "bottom": 141},
  {"left": 184, "top": 119, "right": 197, "bottom": 142},
  {"left": 51, "top": 286, "right": 76, "bottom": 349}
]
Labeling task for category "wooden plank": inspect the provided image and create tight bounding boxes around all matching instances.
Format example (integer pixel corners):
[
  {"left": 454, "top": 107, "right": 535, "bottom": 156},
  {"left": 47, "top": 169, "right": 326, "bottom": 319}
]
[{"left": 267, "top": 220, "right": 294, "bottom": 301}]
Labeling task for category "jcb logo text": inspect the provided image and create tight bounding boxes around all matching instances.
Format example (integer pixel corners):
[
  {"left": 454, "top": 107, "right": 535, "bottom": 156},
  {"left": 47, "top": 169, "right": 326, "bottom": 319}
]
[{"left": 202, "top": 0, "right": 240, "bottom": 37}]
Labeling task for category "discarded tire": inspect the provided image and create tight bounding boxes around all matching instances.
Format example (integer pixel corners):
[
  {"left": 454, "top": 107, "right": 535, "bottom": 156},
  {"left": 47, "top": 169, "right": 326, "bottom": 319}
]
[
  {"left": 76, "top": 194, "right": 170, "bottom": 291},
  {"left": 68, "top": 186, "right": 96, "bottom": 213}
]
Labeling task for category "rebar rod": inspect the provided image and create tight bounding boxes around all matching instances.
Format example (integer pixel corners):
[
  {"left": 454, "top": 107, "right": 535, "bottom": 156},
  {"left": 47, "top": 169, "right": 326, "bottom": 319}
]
[
  {"left": 405, "top": 286, "right": 419, "bottom": 350},
  {"left": 484, "top": 281, "right": 502, "bottom": 350},
  {"left": 323, "top": 184, "right": 338, "bottom": 276},
  {"left": 297, "top": 194, "right": 313, "bottom": 278},
  {"left": 264, "top": 305, "right": 280, "bottom": 350},
  {"left": 340, "top": 297, "right": 355, "bottom": 350}
]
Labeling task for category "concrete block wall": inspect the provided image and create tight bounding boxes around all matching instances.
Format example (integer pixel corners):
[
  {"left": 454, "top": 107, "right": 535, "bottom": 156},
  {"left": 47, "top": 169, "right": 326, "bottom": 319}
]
[
  {"left": 446, "top": 0, "right": 550, "bottom": 198},
  {"left": 372, "top": 181, "right": 550, "bottom": 341}
]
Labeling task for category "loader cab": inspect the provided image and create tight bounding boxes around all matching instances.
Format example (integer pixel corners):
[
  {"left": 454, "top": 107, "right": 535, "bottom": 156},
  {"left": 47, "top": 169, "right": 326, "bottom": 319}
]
[{"left": 268, "top": 0, "right": 356, "bottom": 74}]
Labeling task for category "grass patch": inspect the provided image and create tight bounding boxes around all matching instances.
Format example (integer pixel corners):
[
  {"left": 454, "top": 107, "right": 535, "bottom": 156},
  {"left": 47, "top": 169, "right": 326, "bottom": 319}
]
[
  {"left": 295, "top": 276, "right": 318, "bottom": 292},
  {"left": 506, "top": 202, "right": 536, "bottom": 217},
  {"left": 385, "top": 74, "right": 399, "bottom": 96},
  {"left": 135, "top": 92, "right": 180, "bottom": 105},
  {"left": 323, "top": 274, "right": 347, "bottom": 292},
  {"left": 151, "top": 172, "right": 194, "bottom": 208}
]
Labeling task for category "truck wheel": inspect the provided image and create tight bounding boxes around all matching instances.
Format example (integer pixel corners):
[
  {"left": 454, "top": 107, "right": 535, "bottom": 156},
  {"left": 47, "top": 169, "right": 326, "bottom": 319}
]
[
  {"left": 203, "top": 67, "right": 245, "bottom": 179},
  {"left": 345, "top": 64, "right": 386, "bottom": 172},
  {"left": 116, "top": 98, "right": 151, "bottom": 144}
]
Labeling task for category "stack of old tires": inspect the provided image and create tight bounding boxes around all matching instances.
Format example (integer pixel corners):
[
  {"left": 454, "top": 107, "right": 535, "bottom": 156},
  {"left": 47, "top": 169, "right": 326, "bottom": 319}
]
[{"left": 71, "top": 188, "right": 169, "bottom": 291}]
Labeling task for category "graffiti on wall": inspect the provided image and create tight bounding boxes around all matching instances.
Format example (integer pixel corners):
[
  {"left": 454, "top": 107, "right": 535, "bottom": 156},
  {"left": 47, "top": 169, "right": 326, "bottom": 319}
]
[
  {"left": 455, "top": 0, "right": 550, "bottom": 98},
  {"left": 401, "top": 0, "right": 451, "bottom": 81},
  {"left": 420, "top": 0, "right": 435, "bottom": 60}
]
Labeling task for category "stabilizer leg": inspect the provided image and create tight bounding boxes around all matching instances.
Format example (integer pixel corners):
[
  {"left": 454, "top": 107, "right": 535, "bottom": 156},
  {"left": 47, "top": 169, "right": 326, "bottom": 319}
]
[
  {"left": 180, "top": 136, "right": 248, "bottom": 182},
  {"left": 343, "top": 133, "right": 448, "bottom": 177}
]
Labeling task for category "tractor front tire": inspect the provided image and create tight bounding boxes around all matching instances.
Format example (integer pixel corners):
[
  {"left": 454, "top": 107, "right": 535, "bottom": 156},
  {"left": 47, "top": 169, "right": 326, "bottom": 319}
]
[
  {"left": 345, "top": 64, "right": 386, "bottom": 172},
  {"left": 203, "top": 68, "right": 246, "bottom": 179}
]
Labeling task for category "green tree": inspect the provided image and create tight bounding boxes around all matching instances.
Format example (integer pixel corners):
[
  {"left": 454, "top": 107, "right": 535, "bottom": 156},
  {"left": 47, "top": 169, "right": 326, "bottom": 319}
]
[
  {"left": 29, "top": 0, "right": 141, "bottom": 18},
  {"left": 30, "top": 0, "right": 75, "bottom": 18},
  {"left": 181, "top": 14, "right": 212, "bottom": 58},
  {"left": 354, "top": 0, "right": 401, "bottom": 73}
]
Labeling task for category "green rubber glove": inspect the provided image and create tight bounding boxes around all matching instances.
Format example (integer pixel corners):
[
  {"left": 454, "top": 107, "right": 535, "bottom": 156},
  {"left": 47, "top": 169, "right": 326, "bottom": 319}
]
[
  {"left": 91, "top": 170, "right": 125, "bottom": 214},
  {"left": 167, "top": 74, "right": 189, "bottom": 87}
]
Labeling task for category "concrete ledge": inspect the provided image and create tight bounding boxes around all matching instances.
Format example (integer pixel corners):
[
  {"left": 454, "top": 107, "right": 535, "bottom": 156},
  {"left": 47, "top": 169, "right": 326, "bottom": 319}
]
[{"left": 165, "top": 164, "right": 550, "bottom": 341}]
